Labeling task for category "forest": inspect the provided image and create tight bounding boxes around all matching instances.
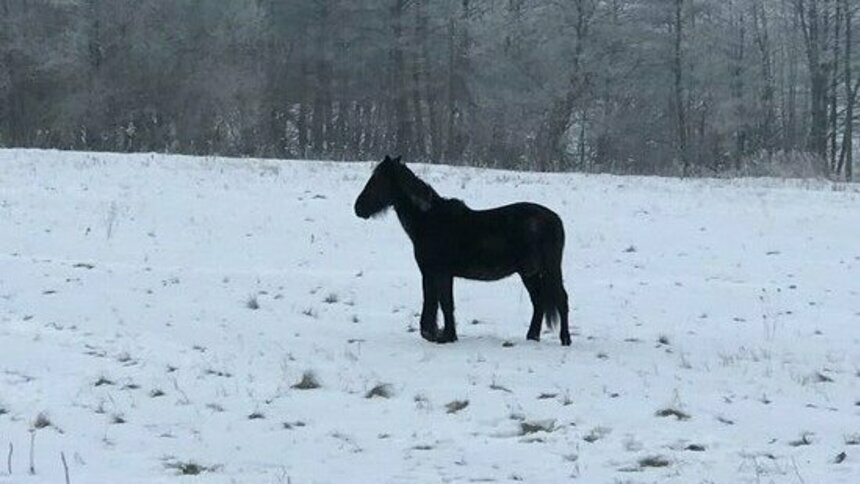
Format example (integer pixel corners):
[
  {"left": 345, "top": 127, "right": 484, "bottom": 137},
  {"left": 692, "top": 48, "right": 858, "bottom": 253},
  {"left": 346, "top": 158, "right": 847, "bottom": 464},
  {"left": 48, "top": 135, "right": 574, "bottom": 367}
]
[{"left": 0, "top": 0, "right": 856, "bottom": 178}]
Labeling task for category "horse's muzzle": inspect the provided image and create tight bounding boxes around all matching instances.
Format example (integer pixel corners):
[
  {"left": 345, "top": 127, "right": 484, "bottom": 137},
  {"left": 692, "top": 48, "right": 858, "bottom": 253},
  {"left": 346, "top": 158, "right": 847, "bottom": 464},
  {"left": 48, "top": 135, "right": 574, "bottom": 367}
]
[{"left": 354, "top": 202, "right": 370, "bottom": 219}]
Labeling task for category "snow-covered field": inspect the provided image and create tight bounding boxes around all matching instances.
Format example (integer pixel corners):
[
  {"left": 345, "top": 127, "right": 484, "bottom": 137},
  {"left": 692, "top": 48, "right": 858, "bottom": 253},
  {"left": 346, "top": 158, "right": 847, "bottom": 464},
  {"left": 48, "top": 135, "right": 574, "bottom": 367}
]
[{"left": 1, "top": 149, "right": 858, "bottom": 483}]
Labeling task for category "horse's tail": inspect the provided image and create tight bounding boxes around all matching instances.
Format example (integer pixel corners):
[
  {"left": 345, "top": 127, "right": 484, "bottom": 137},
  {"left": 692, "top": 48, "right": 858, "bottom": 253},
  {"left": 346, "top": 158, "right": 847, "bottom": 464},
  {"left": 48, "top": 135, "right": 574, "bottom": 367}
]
[
  {"left": 540, "top": 213, "right": 566, "bottom": 330},
  {"left": 541, "top": 269, "right": 565, "bottom": 330},
  {"left": 542, "top": 286, "right": 559, "bottom": 330}
]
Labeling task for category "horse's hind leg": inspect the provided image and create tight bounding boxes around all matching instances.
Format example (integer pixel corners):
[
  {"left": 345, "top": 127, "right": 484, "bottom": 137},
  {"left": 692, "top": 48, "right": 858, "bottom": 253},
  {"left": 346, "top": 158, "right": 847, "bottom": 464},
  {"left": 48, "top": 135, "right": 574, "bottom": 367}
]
[
  {"left": 520, "top": 274, "right": 544, "bottom": 341},
  {"left": 436, "top": 275, "right": 458, "bottom": 343},
  {"left": 552, "top": 274, "right": 571, "bottom": 346}
]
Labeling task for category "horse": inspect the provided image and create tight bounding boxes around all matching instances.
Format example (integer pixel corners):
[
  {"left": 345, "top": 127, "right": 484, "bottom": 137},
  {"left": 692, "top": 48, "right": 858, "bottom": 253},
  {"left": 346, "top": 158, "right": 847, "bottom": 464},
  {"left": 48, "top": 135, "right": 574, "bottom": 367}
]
[{"left": 354, "top": 155, "right": 571, "bottom": 346}]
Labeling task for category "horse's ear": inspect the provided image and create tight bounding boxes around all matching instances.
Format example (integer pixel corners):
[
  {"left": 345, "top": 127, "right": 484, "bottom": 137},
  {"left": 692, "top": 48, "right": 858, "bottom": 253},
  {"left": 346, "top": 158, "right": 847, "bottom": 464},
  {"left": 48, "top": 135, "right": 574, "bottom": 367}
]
[
  {"left": 393, "top": 156, "right": 402, "bottom": 164},
  {"left": 383, "top": 155, "right": 392, "bottom": 162}
]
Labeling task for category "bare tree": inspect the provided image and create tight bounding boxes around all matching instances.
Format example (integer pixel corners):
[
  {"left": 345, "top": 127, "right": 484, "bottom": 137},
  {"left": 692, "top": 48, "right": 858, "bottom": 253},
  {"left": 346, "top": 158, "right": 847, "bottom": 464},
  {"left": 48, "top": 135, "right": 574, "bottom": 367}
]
[{"left": 0, "top": 0, "right": 855, "bottom": 177}]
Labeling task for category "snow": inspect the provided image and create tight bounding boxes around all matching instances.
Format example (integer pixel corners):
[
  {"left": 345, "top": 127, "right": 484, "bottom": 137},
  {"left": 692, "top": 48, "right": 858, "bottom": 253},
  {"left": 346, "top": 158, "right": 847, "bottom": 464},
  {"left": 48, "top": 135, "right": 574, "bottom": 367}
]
[{"left": 1, "top": 149, "right": 858, "bottom": 483}]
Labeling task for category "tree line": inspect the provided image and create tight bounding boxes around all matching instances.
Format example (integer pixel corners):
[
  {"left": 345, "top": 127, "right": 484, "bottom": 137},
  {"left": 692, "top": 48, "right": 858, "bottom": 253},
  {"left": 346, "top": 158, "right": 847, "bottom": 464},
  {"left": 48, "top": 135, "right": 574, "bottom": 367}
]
[{"left": 0, "top": 0, "right": 856, "bottom": 179}]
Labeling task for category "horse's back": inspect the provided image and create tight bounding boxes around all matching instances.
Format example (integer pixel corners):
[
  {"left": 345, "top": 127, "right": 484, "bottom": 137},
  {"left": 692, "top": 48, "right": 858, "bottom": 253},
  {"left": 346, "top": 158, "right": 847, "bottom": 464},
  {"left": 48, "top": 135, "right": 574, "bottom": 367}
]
[{"left": 470, "top": 201, "right": 564, "bottom": 243}]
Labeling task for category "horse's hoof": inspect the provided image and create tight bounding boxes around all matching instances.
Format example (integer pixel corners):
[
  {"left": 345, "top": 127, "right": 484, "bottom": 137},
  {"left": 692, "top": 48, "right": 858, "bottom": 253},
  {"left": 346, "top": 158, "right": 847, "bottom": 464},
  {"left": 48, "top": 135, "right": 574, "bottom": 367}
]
[
  {"left": 435, "top": 332, "right": 458, "bottom": 344},
  {"left": 420, "top": 329, "right": 438, "bottom": 342},
  {"left": 526, "top": 333, "right": 540, "bottom": 342},
  {"left": 560, "top": 334, "right": 571, "bottom": 346}
]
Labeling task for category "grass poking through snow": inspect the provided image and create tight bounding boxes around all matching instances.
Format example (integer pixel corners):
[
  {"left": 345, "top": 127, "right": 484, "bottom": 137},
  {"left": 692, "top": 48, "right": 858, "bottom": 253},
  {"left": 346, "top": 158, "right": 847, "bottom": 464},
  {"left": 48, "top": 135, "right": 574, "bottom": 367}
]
[
  {"left": 445, "top": 400, "right": 469, "bottom": 414},
  {"left": 655, "top": 407, "right": 691, "bottom": 421},
  {"left": 365, "top": 383, "right": 394, "bottom": 399},
  {"left": 292, "top": 371, "right": 321, "bottom": 390},
  {"left": 164, "top": 460, "right": 221, "bottom": 476}
]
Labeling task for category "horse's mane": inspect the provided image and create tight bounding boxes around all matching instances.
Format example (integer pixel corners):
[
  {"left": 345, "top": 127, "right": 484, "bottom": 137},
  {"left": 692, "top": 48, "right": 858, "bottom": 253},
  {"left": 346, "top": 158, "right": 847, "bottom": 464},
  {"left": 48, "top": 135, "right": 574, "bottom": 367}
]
[{"left": 393, "top": 163, "right": 440, "bottom": 212}]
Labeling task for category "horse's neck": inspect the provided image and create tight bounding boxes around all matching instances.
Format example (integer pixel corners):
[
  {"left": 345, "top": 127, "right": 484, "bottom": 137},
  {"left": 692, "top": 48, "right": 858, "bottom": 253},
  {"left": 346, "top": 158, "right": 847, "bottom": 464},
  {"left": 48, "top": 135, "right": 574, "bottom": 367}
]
[
  {"left": 393, "top": 193, "right": 427, "bottom": 241},
  {"left": 392, "top": 168, "right": 438, "bottom": 240},
  {"left": 393, "top": 204, "right": 418, "bottom": 241}
]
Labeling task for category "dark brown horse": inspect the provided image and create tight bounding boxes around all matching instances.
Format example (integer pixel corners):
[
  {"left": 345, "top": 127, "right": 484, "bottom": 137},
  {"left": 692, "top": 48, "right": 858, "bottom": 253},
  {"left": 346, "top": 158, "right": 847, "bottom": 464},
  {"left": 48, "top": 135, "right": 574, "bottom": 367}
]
[{"left": 354, "top": 155, "right": 571, "bottom": 346}]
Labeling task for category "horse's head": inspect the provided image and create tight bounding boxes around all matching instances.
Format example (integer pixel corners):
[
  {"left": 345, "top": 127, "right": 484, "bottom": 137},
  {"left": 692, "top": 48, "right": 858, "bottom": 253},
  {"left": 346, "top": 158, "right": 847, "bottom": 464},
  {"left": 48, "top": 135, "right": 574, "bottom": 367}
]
[{"left": 354, "top": 155, "right": 402, "bottom": 219}]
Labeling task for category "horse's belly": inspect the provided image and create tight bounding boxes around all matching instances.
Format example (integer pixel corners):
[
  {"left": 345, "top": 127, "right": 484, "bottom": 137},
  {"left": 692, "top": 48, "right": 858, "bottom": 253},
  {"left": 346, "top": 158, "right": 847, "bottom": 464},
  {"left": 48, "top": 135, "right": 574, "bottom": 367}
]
[
  {"left": 450, "top": 238, "right": 522, "bottom": 280},
  {"left": 454, "top": 265, "right": 516, "bottom": 281}
]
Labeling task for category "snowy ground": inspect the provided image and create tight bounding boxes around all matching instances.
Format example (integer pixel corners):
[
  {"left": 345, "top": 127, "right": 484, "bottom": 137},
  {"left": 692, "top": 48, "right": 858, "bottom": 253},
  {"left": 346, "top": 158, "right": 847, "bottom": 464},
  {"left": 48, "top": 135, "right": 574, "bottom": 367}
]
[{"left": 1, "top": 149, "right": 858, "bottom": 483}]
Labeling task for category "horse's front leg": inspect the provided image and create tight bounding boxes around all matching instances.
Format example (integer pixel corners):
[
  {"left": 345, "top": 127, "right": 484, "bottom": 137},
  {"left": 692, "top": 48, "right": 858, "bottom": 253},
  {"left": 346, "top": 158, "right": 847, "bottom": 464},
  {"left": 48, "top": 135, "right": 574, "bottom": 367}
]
[
  {"left": 436, "top": 275, "right": 458, "bottom": 344},
  {"left": 419, "top": 272, "right": 440, "bottom": 342}
]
